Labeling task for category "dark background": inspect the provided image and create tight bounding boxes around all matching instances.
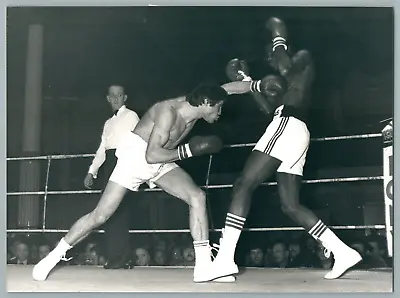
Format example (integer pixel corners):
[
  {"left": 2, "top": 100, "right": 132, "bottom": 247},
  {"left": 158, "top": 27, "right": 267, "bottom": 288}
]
[{"left": 6, "top": 7, "right": 393, "bottom": 234}]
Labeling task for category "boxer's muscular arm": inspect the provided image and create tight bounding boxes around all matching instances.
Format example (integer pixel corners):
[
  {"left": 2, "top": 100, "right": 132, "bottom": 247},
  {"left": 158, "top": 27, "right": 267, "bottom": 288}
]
[
  {"left": 250, "top": 92, "right": 276, "bottom": 116},
  {"left": 221, "top": 81, "right": 252, "bottom": 95},
  {"left": 146, "top": 108, "right": 180, "bottom": 164}
]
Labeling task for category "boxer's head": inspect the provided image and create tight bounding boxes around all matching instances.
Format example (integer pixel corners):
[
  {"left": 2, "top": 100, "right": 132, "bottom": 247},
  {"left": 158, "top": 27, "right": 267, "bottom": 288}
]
[
  {"left": 107, "top": 84, "right": 127, "bottom": 111},
  {"left": 187, "top": 84, "right": 228, "bottom": 123}
]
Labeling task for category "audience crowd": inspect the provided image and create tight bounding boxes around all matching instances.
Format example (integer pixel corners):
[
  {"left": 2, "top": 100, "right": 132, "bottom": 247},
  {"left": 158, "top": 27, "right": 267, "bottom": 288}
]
[{"left": 7, "top": 230, "right": 391, "bottom": 270}]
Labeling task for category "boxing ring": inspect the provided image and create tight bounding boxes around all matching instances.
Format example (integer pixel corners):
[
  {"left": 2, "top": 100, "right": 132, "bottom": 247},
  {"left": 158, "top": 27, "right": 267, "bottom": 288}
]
[{"left": 6, "top": 129, "right": 393, "bottom": 292}]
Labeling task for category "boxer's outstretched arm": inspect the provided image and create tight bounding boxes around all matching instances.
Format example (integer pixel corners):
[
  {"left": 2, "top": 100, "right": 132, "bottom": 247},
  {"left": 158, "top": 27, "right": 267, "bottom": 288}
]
[
  {"left": 146, "top": 108, "right": 180, "bottom": 164},
  {"left": 221, "top": 81, "right": 251, "bottom": 95}
]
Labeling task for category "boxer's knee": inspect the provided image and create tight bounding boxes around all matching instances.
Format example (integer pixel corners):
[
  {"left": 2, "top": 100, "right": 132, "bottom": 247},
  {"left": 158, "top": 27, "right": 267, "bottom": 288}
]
[{"left": 188, "top": 189, "right": 206, "bottom": 209}]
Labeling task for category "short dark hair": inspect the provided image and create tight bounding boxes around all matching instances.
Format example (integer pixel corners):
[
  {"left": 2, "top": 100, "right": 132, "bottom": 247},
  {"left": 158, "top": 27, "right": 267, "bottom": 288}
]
[
  {"left": 108, "top": 84, "right": 125, "bottom": 94},
  {"left": 186, "top": 84, "right": 228, "bottom": 107}
]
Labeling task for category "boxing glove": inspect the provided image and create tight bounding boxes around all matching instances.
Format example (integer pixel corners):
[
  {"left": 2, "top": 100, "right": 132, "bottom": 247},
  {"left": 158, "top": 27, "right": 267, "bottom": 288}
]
[
  {"left": 225, "top": 58, "right": 252, "bottom": 82},
  {"left": 177, "top": 136, "right": 223, "bottom": 160},
  {"left": 250, "top": 74, "right": 287, "bottom": 97}
]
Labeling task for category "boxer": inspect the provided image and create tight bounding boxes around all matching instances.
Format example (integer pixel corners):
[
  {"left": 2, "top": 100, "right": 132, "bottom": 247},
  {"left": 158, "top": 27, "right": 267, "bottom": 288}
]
[
  {"left": 32, "top": 80, "right": 281, "bottom": 283},
  {"left": 200, "top": 17, "right": 362, "bottom": 282}
]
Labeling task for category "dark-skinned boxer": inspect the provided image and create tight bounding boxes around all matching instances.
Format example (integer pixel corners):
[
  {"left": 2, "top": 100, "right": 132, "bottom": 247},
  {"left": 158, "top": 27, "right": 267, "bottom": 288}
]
[{"left": 200, "top": 17, "right": 362, "bottom": 282}]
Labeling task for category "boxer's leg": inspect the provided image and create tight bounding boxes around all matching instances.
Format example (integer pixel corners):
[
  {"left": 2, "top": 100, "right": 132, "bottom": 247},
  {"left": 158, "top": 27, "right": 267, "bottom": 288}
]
[
  {"left": 218, "top": 151, "right": 280, "bottom": 262},
  {"left": 65, "top": 181, "right": 128, "bottom": 246},
  {"left": 277, "top": 172, "right": 362, "bottom": 279},
  {"left": 154, "top": 167, "right": 208, "bottom": 241},
  {"left": 153, "top": 166, "right": 234, "bottom": 282},
  {"left": 32, "top": 181, "right": 128, "bottom": 281},
  {"left": 276, "top": 172, "right": 319, "bottom": 229}
]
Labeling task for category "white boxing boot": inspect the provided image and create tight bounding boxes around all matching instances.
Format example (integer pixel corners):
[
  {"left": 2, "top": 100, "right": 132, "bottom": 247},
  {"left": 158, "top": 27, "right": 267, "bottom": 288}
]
[
  {"left": 323, "top": 245, "right": 362, "bottom": 279},
  {"left": 193, "top": 230, "right": 238, "bottom": 283},
  {"left": 32, "top": 238, "right": 72, "bottom": 281}
]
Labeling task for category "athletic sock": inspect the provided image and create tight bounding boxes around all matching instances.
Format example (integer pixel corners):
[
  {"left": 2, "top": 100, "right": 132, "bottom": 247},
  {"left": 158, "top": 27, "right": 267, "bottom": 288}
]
[
  {"left": 217, "top": 213, "right": 246, "bottom": 261},
  {"left": 193, "top": 240, "right": 210, "bottom": 266},
  {"left": 308, "top": 220, "right": 347, "bottom": 253}
]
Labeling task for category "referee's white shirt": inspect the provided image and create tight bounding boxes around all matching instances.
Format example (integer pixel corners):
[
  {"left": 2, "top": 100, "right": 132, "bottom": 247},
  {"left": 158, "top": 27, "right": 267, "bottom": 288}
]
[{"left": 88, "top": 105, "right": 140, "bottom": 178}]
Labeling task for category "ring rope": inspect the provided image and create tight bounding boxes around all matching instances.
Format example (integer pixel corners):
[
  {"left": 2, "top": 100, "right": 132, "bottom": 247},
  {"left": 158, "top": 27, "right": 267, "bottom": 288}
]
[
  {"left": 6, "top": 225, "right": 385, "bottom": 234},
  {"left": 6, "top": 176, "right": 384, "bottom": 196},
  {"left": 7, "top": 132, "right": 385, "bottom": 236},
  {"left": 6, "top": 133, "right": 383, "bottom": 161}
]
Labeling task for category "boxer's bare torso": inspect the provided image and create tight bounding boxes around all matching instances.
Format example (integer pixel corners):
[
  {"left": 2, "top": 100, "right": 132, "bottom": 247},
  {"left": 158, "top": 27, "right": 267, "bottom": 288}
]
[
  {"left": 279, "top": 50, "right": 315, "bottom": 112},
  {"left": 133, "top": 97, "right": 197, "bottom": 150}
]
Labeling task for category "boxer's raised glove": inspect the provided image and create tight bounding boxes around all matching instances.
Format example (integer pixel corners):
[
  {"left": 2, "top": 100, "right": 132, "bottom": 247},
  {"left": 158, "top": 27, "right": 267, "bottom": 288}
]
[
  {"left": 225, "top": 58, "right": 252, "bottom": 82},
  {"left": 266, "top": 17, "right": 289, "bottom": 52},
  {"left": 250, "top": 74, "right": 287, "bottom": 97},
  {"left": 177, "top": 136, "right": 223, "bottom": 160}
]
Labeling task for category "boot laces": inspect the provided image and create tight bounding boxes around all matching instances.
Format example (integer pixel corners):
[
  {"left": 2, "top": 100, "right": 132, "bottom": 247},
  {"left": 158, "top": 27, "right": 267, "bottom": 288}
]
[
  {"left": 60, "top": 254, "right": 72, "bottom": 262},
  {"left": 321, "top": 242, "right": 331, "bottom": 258},
  {"left": 209, "top": 228, "right": 225, "bottom": 261}
]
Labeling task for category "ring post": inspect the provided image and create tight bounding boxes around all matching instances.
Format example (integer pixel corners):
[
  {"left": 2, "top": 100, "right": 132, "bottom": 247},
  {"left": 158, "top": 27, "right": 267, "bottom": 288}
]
[{"left": 382, "top": 119, "right": 393, "bottom": 257}]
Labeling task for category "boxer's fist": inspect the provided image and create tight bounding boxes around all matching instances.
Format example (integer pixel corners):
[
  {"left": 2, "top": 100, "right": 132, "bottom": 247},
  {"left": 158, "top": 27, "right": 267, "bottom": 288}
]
[
  {"left": 226, "top": 58, "right": 251, "bottom": 82},
  {"left": 250, "top": 75, "right": 287, "bottom": 97},
  {"left": 266, "top": 17, "right": 288, "bottom": 38},
  {"left": 178, "top": 136, "right": 223, "bottom": 160}
]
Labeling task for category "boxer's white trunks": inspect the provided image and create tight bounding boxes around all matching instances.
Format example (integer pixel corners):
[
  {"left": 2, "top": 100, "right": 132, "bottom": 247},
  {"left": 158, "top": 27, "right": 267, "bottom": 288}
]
[
  {"left": 253, "top": 105, "right": 310, "bottom": 176},
  {"left": 109, "top": 132, "right": 179, "bottom": 191}
]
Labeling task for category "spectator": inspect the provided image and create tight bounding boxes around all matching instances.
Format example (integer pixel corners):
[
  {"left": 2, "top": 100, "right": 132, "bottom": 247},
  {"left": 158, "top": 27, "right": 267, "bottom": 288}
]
[
  {"left": 155, "top": 239, "right": 167, "bottom": 252},
  {"left": 135, "top": 248, "right": 151, "bottom": 266},
  {"left": 350, "top": 239, "right": 388, "bottom": 269},
  {"left": 38, "top": 243, "right": 51, "bottom": 261},
  {"left": 365, "top": 236, "right": 390, "bottom": 267},
  {"left": 170, "top": 247, "right": 184, "bottom": 266},
  {"left": 270, "top": 241, "right": 292, "bottom": 268},
  {"left": 183, "top": 247, "right": 195, "bottom": 266},
  {"left": 82, "top": 242, "right": 106, "bottom": 266},
  {"left": 9, "top": 240, "right": 31, "bottom": 265},
  {"left": 153, "top": 249, "right": 168, "bottom": 266},
  {"left": 288, "top": 242, "right": 303, "bottom": 267},
  {"left": 263, "top": 247, "right": 274, "bottom": 267},
  {"left": 30, "top": 244, "right": 39, "bottom": 264},
  {"left": 245, "top": 248, "right": 264, "bottom": 267}
]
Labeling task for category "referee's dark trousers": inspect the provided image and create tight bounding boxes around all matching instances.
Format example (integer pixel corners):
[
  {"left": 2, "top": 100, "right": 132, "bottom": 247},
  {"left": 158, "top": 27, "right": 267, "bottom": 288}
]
[{"left": 101, "top": 149, "right": 131, "bottom": 267}]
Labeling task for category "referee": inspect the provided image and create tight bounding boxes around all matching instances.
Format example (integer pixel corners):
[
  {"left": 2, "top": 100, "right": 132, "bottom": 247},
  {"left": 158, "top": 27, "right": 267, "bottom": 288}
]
[{"left": 84, "top": 84, "right": 140, "bottom": 269}]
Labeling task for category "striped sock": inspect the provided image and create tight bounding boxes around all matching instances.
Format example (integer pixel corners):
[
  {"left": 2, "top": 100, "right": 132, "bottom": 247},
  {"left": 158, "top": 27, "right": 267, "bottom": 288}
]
[
  {"left": 218, "top": 213, "right": 246, "bottom": 261},
  {"left": 225, "top": 213, "right": 246, "bottom": 231},
  {"left": 193, "top": 240, "right": 210, "bottom": 266},
  {"left": 308, "top": 220, "right": 328, "bottom": 240},
  {"left": 308, "top": 220, "right": 347, "bottom": 253}
]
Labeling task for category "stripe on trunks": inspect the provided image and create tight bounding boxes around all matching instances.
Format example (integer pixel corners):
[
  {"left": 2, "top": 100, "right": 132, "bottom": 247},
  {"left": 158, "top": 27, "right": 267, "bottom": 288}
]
[{"left": 264, "top": 117, "right": 289, "bottom": 155}]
